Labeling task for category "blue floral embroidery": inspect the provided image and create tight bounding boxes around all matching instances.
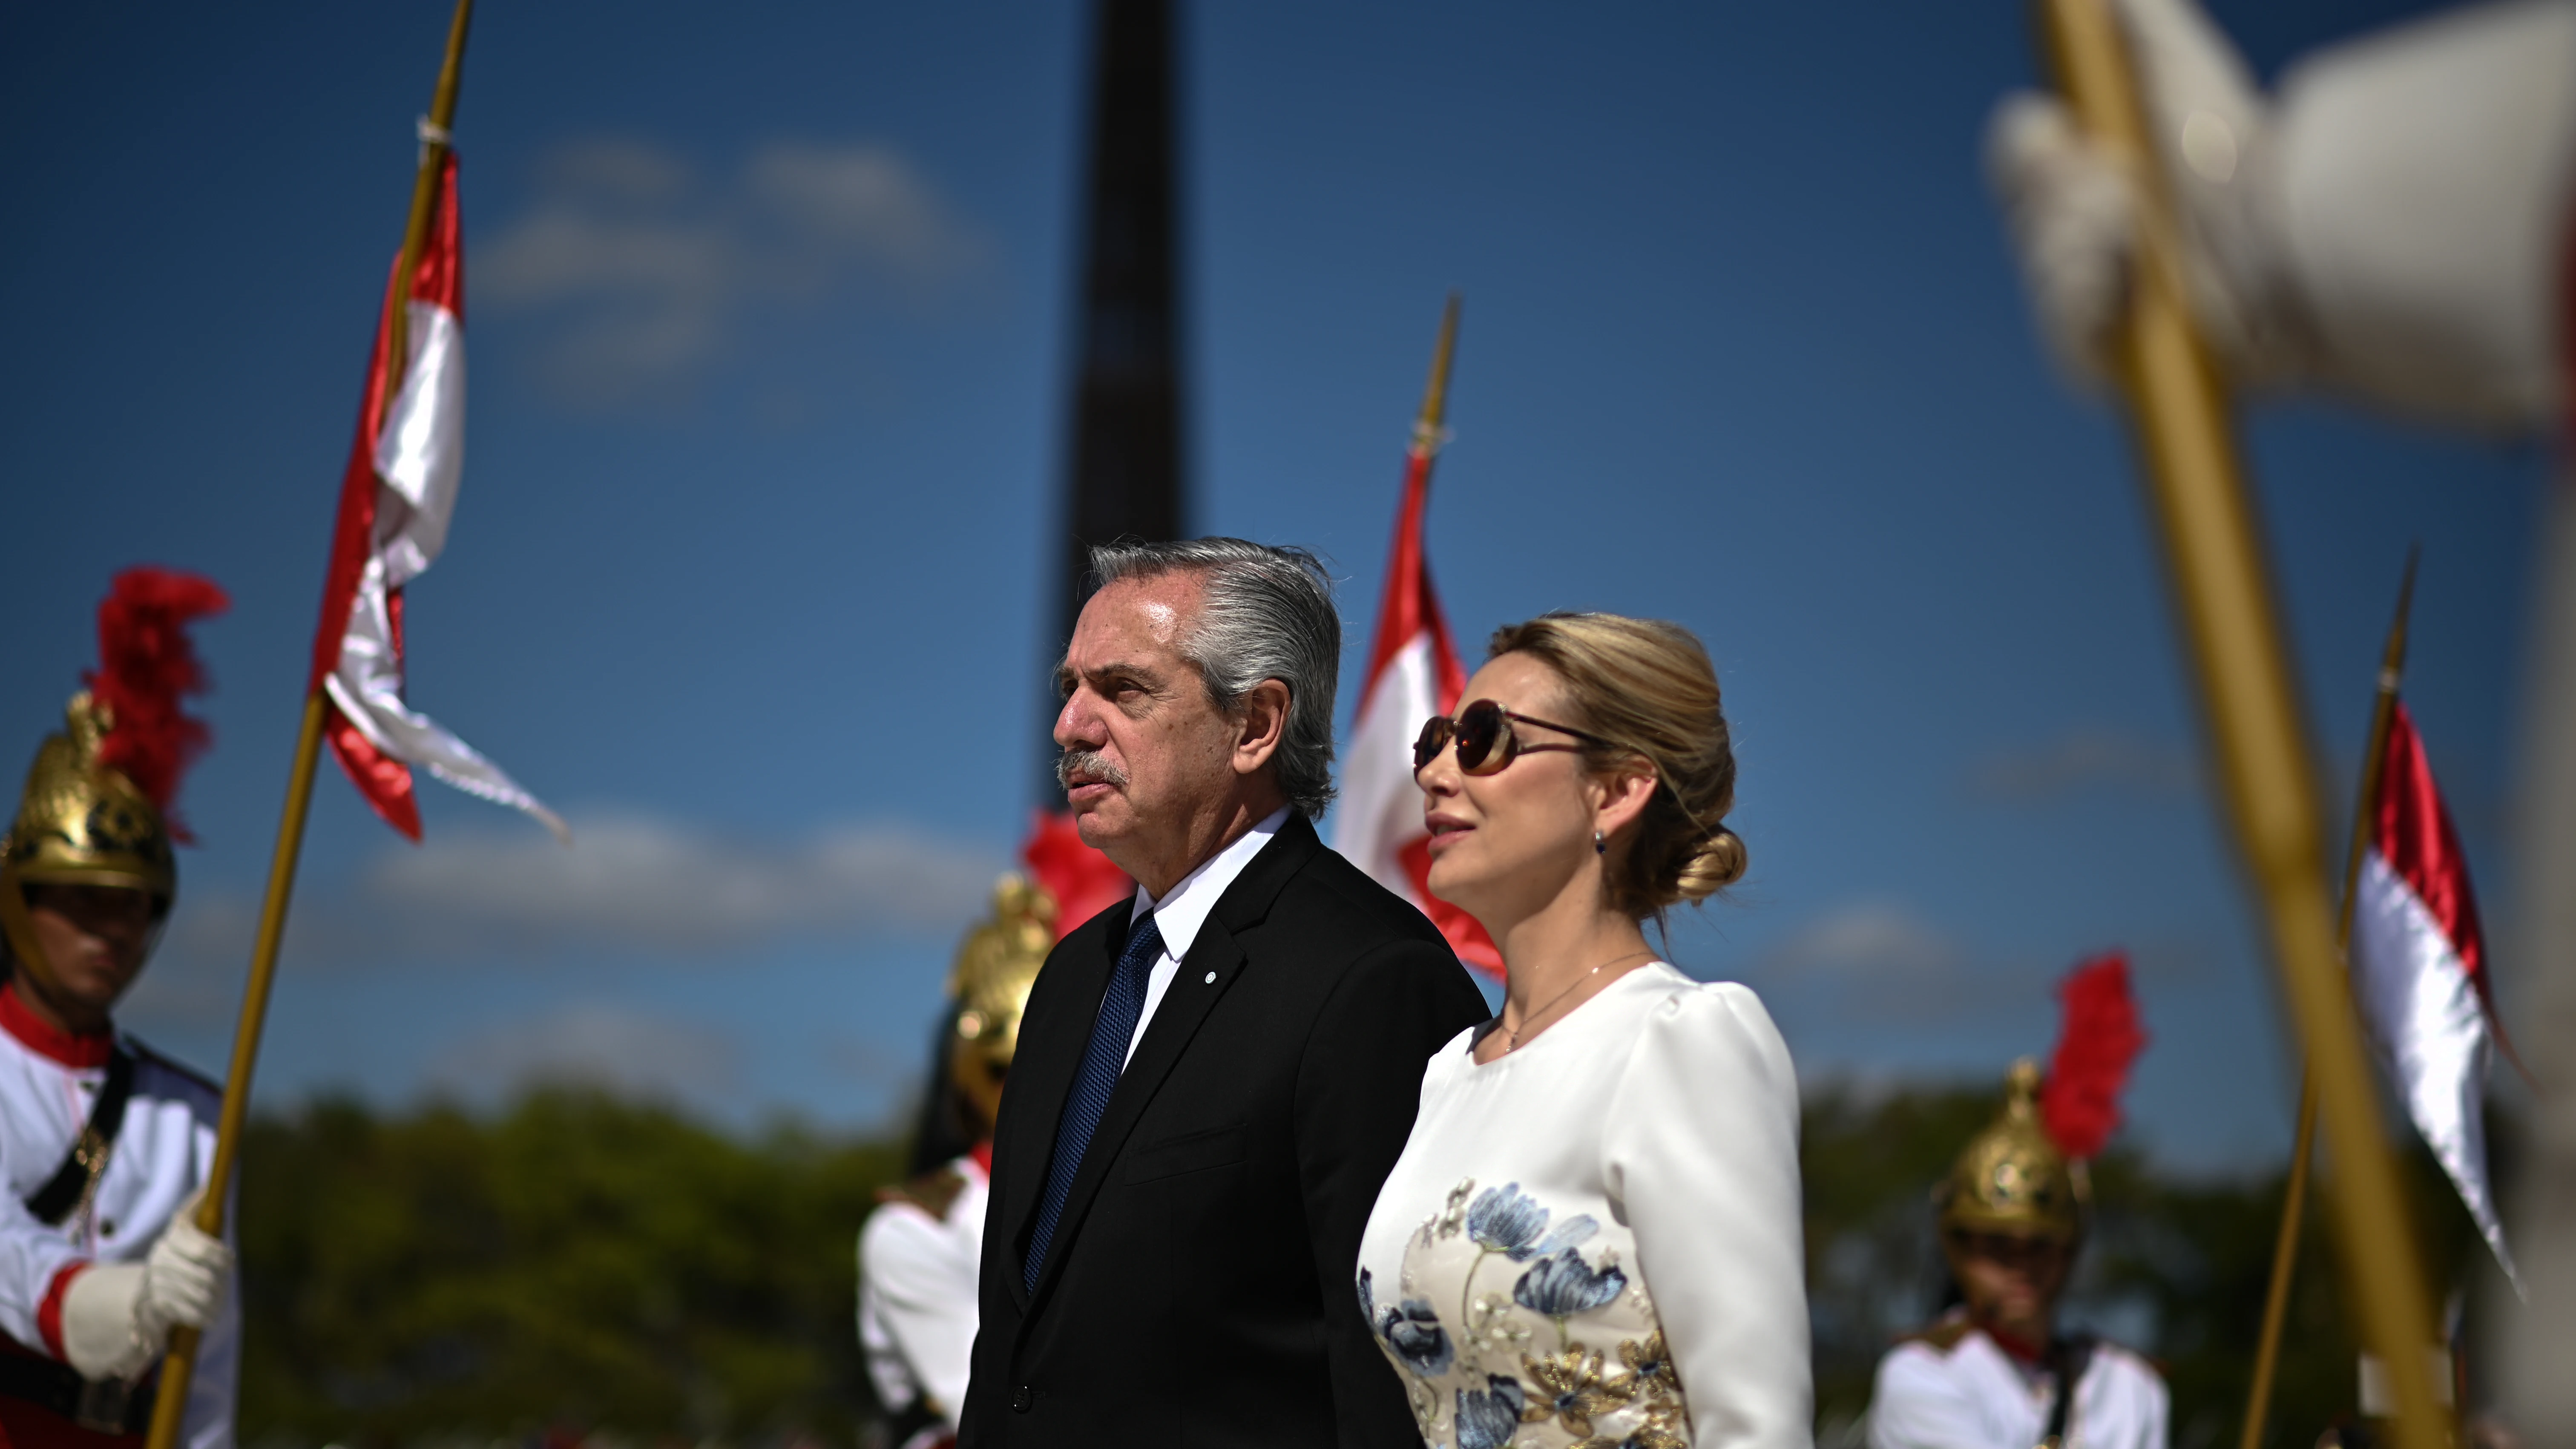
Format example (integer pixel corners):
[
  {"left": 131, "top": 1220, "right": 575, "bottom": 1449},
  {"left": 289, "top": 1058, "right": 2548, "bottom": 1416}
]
[
  {"left": 1381, "top": 1299, "right": 1454, "bottom": 1377},
  {"left": 1358, "top": 1268, "right": 1454, "bottom": 1377},
  {"left": 1455, "top": 1374, "right": 1527, "bottom": 1449},
  {"left": 1513, "top": 1246, "right": 1628, "bottom": 1317},
  {"left": 1466, "top": 1182, "right": 1599, "bottom": 1262}
]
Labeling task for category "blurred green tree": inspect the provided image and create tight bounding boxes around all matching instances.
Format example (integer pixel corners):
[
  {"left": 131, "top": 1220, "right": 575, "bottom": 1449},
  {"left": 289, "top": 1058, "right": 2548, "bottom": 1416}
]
[{"left": 236, "top": 1090, "right": 906, "bottom": 1449}]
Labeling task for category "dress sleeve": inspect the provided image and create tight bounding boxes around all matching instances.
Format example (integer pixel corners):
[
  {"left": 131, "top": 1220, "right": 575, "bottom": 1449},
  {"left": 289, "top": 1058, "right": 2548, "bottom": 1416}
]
[{"left": 1600, "top": 983, "right": 1811, "bottom": 1449}]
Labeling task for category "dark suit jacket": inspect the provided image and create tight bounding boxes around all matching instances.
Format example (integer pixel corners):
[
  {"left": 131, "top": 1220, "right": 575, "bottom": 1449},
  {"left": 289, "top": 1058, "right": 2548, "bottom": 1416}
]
[{"left": 957, "top": 814, "right": 1489, "bottom": 1448}]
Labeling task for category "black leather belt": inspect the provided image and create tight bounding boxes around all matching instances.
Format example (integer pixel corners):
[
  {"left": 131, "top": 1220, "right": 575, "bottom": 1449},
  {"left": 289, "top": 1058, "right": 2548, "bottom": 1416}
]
[
  {"left": 24, "top": 1046, "right": 136, "bottom": 1228},
  {"left": 0, "top": 1351, "right": 157, "bottom": 1436}
]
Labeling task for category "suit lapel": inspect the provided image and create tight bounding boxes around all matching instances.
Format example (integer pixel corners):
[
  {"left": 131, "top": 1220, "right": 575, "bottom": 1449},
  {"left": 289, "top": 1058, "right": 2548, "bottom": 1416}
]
[
  {"left": 999, "top": 907, "right": 1133, "bottom": 1311},
  {"left": 1021, "top": 816, "right": 1322, "bottom": 1309}
]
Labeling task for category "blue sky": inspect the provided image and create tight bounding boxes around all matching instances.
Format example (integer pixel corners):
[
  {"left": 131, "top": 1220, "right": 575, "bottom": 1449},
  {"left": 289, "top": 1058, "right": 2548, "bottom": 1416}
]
[{"left": 2, "top": 0, "right": 2545, "bottom": 1169}]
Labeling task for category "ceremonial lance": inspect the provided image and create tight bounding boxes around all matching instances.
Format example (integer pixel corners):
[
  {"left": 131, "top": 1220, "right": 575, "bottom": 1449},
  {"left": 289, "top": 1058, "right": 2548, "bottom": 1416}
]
[
  {"left": 141, "top": 4, "right": 477, "bottom": 1446},
  {"left": 2029, "top": 3, "right": 2448, "bottom": 1447},
  {"left": 2239, "top": 549, "right": 2418, "bottom": 1449}
]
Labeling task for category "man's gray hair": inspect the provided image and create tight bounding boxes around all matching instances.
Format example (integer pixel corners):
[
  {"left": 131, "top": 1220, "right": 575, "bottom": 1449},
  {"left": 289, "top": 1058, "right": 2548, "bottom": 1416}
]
[{"left": 1089, "top": 537, "right": 1340, "bottom": 819}]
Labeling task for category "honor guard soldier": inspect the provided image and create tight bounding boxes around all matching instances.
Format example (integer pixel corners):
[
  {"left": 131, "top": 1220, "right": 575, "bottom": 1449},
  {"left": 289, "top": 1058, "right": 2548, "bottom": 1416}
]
[
  {"left": 860, "top": 874, "right": 1054, "bottom": 1449},
  {"left": 0, "top": 570, "right": 235, "bottom": 1449},
  {"left": 1870, "top": 958, "right": 2166, "bottom": 1449}
]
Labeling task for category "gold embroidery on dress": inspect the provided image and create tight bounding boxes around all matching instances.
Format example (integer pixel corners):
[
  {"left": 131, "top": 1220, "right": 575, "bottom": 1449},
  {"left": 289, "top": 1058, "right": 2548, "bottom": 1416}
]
[
  {"left": 1576, "top": 1421, "right": 1685, "bottom": 1449},
  {"left": 1521, "top": 1348, "right": 1638, "bottom": 1438}
]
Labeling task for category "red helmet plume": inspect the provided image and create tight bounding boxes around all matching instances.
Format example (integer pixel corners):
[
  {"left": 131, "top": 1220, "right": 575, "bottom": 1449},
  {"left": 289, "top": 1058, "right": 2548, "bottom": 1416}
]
[
  {"left": 1021, "top": 811, "right": 1132, "bottom": 942},
  {"left": 2039, "top": 951, "right": 2148, "bottom": 1160},
  {"left": 85, "top": 567, "right": 231, "bottom": 839}
]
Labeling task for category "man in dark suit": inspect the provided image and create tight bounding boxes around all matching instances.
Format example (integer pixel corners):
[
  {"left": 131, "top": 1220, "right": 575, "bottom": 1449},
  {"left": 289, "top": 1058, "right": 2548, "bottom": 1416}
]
[{"left": 959, "top": 538, "right": 1489, "bottom": 1448}]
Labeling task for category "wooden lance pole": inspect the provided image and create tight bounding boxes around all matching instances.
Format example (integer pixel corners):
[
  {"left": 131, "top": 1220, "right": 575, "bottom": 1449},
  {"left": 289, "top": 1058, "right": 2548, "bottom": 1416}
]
[
  {"left": 2238, "top": 549, "right": 2420, "bottom": 1449},
  {"left": 2029, "top": 4, "right": 2448, "bottom": 1448},
  {"left": 140, "top": 4, "right": 476, "bottom": 1444},
  {"left": 1413, "top": 293, "right": 1461, "bottom": 462}
]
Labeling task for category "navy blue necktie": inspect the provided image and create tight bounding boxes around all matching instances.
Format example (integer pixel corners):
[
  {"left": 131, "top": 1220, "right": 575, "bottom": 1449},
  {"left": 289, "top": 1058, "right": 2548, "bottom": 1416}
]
[{"left": 1023, "top": 911, "right": 1164, "bottom": 1291}]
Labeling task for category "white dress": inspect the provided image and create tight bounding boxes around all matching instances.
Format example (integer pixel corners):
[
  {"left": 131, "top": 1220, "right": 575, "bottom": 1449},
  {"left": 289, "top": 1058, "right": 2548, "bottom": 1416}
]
[
  {"left": 1355, "top": 963, "right": 1812, "bottom": 1449},
  {"left": 1867, "top": 1315, "right": 2168, "bottom": 1449}
]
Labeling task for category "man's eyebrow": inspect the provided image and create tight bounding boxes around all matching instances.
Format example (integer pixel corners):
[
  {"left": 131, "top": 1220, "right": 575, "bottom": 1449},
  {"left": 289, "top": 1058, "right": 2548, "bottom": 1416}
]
[{"left": 1071, "top": 658, "right": 1161, "bottom": 684}]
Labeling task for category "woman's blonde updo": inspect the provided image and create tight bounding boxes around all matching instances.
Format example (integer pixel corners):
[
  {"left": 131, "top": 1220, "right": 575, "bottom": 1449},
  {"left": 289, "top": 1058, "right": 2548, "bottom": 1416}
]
[{"left": 1486, "top": 612, "right": 1746, "bottom": 918}]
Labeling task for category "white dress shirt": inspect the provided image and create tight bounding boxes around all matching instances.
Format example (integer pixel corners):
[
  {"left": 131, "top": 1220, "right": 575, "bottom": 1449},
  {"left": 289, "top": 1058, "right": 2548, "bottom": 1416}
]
[{"left": 1121, "top": 806, "right": 1290, "bottom": 1067}]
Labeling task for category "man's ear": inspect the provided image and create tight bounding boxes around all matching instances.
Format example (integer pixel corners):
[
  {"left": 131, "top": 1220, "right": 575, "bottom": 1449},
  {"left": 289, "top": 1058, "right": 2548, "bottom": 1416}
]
[{"left": 1231, "top": 679, "right": 1292, "bottom": 776}]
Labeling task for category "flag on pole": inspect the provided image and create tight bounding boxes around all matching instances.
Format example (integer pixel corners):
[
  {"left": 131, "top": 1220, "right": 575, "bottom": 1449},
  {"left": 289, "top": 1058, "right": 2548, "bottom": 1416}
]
[
  {"left": 309, "top": 152, "right": 563, "bottom": 843},
  {"left": 2349, "top": 699, "right": 2518, "bottom": 1288},
  {"left": 1335, "top": 425, "right": 1501, "bottom": 977}
]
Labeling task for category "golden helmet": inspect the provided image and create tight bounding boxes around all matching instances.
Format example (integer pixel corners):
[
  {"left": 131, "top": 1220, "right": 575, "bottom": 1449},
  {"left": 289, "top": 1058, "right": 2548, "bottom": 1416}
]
[
  {"left": 5, "top": 693, "right": 177, "bottom": 911},
  {"left": 6, "top": 566, "right": 227, "bottom": 974},
  {"left": 1935, "top": 1058, "right": 2086, "bottom": 1241},
  {"left": 946, "top": 873, "right": 1058, "bottom": 1132}
]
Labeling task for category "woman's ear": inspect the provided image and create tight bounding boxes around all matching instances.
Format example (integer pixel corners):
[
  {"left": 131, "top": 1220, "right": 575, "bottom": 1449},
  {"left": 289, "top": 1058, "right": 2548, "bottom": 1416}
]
[{"left": 1594, "top": 764, "right": 1659, "bottom": 838}]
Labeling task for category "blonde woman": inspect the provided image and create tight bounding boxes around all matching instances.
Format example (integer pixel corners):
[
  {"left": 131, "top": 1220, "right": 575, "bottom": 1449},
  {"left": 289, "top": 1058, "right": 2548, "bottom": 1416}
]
[{"left": 1355, "top": 613, "right": 1810, "bottom": 1449}]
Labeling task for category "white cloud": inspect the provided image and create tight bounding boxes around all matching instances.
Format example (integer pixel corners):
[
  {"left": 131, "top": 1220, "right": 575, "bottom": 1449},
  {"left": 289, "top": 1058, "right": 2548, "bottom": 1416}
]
[
  {"left": 428, "top": 1002, "right": 741, "bottom": 1103},
  {"left": 1754, "top": 900, "right": 1964, "bottom": 978},
  {"left": 1741, "top": 901, "right": 2002, "bottom": 1025},
  {"left": 475, "top": 136, "right": 986, "bottom": 405},
  {"left": 1967, "top": 727, "right": 2197, "bottom": 802},
  {"left": 744, "top": 144, "right": 962, "bottom": 274},
  {"left": 163, "top": 810, "right": 1004, "bottom": 969}
]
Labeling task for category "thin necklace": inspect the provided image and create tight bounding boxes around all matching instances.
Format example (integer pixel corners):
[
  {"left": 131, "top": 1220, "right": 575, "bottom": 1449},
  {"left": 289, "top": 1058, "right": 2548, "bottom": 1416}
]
[{"left": 1505, "top": 949, "right": 1655, "bottom": 1050}]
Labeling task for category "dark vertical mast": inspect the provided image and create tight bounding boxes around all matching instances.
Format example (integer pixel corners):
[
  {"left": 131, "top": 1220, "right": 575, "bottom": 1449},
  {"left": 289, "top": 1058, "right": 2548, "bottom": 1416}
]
[{"left": 1044, "top": 0, "right": 1188, "bottom": 789}]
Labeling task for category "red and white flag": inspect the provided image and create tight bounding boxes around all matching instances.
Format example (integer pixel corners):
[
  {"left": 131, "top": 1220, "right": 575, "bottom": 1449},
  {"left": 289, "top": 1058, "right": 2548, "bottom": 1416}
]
[
  {"left": 2349, "top": 699, "right": 2517, "bottom": 1288},
  {"left": 309, "top": 152, "right": 564, "bottom": 843},
  {"left": 1334, "top": 435, "right": 1501, "bottom": 976}
]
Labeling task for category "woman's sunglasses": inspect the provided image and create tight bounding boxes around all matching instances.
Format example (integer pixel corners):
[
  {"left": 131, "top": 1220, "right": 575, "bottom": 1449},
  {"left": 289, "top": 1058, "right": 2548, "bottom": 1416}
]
[{"left": 1412, "top": 699, "right": 1619, "bottom": 776}]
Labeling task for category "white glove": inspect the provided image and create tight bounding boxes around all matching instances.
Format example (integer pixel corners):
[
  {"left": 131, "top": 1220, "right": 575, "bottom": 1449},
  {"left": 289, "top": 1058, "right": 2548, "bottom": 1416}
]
[
  {"left": 55, "top": 1195, "right": 232, "bottom": 1383},
  {"left": 1985, "top": 90, "right": 2145, "bottom": 387},
  {"left": 139, "top": 1197, "right": 231, "bottom": 1337},
  {"left": 1986, "top": 0, "right": 2303, "bottom": 391},
  {"left": 1988, "top": 0, "right": 2576, "bottom": 429},
  {"left": 60, "top": 1263, "right": 155, "bottom": 1381}
]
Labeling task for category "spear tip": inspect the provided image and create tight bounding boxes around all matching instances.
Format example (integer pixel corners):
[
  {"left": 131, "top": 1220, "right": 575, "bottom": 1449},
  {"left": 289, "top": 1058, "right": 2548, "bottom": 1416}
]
[
  {"left": 1413, "top": 293, "right": 1462, "bottom": 454},
  {"left": 2383, "top": 543, "right": 2422, "bottom": 683}
]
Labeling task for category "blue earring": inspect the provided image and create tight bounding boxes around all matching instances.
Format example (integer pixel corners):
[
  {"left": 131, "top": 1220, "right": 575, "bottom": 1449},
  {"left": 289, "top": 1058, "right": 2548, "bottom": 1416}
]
[{"left": 1594, "top": 830, "right": 1607, "bottom": 856}]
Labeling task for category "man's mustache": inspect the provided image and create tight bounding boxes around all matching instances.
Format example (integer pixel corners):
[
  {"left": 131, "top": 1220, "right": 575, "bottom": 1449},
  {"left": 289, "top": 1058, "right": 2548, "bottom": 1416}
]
[{"left": 1056, "top": 750, "right": 1129, "bottom": 792}]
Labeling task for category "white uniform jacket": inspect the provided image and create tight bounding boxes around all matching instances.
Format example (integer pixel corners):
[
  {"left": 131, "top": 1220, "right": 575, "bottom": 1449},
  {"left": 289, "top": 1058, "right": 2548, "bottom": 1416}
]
[
  {"left": 0, "top": 985, "right": 237, "bottom": 1449},
  {"left": 1867, "top": 1314, "right": 2166, "bottom": 1449},
  {"left": 858, "top": 1148, "right": 988, "bottom": 1445}
]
